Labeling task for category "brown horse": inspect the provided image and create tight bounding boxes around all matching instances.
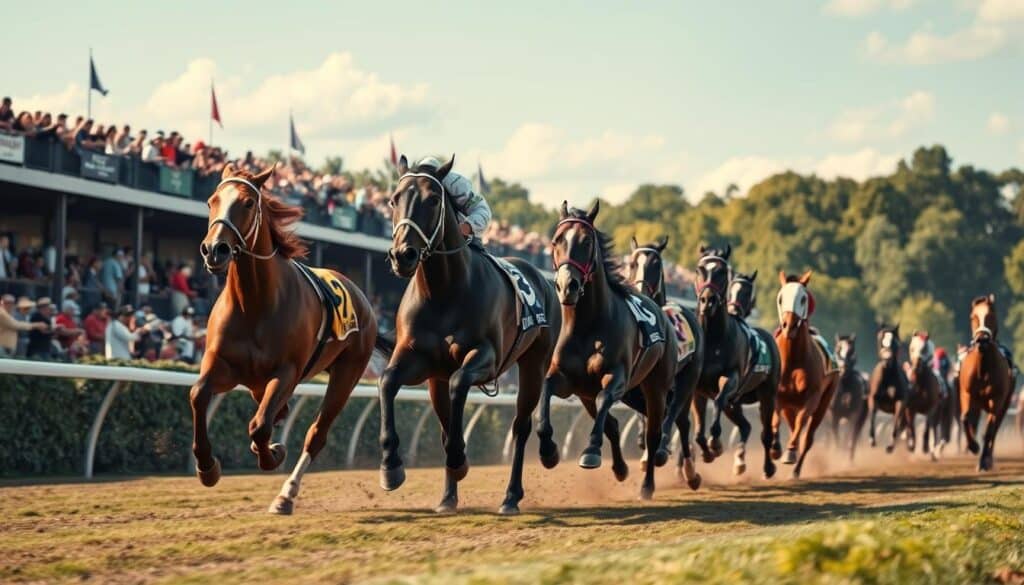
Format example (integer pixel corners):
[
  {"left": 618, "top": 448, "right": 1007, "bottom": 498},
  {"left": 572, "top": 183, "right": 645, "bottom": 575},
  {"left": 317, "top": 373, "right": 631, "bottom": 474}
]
[
  {"left": 193, "top": 164, "right": 377, "bottom": 515},
  {"left": 904, "top": 331, "right": 941, "bottom": 458},
  {"left": 829, "top": 334, "right": 868, "bottom": 461},
  {"left": 773, "top": 271, "right": 838, "bottom": 478},
  {"left": 959, "top": 294, "right": 1014, "bottom": 471},
  {"left": 376, "top": 155, "right": 561, "bottom": 515}
]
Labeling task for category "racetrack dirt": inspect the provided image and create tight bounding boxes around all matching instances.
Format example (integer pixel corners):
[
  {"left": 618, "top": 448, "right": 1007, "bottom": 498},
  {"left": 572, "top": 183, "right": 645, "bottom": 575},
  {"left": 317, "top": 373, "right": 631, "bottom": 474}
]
[{"left": 2, "top": 440, "right": 1023, "bottom": 584}]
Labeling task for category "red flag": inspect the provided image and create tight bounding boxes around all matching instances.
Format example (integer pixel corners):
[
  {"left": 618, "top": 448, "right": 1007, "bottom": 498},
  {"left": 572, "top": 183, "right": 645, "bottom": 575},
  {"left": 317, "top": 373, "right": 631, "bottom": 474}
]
[
  {"left": 211, "top": 84, "right": 222, "bottom": 128},
  {"left": 389, "top": 134, "right": 397, "bottom": 167}
]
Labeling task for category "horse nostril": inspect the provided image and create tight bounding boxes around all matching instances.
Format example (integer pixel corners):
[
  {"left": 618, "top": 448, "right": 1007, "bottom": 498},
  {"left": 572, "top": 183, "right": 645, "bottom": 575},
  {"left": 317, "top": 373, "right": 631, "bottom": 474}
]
[
  {"left": 213, "top": 242, "right": 231, "bottom": 259},
  {"left": 567, "top": 279, "right": 580, "bottom": 295},
  {"left": 399, "top": 248, "right": 418, "bottom": 263},
  {"left": 199, "top": 242, "right": 209, "bottom": 257}
]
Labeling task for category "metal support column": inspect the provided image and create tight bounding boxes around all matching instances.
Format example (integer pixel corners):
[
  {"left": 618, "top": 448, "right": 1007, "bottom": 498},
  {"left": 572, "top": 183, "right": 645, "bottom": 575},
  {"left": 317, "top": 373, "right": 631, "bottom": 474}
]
[
  {"left": 52, "top": 192, "right": 67, "bottom": 301},
  {"left": 346, "top": 398, "right": 379, "bottom": 468},
  {"left": 132, "top": 207, "right": 143, "bottom": 308},
  {"left": 364, "top": 251, "right": 374, "bottom": 298},
  {"left": 84, "top": 381, "right": 126, "bottom": 479},
  {"left": 314, "top": 241, "right": 324, "bottom": 267}
]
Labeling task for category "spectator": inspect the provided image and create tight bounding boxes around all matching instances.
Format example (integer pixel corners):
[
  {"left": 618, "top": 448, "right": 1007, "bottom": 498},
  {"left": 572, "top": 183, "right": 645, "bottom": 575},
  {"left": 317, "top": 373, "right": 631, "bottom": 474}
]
[
  {"left": 105, "top": 305, "right": 142, "bottom": 359},
  {"left": 0, "top": 97, "right": 13, "bottom": 131},
  {"left": 143, "top": 132, "right": 164, "bottom": 163},
  {"left": 54, "top": 299, "right": 84, "bottom": 355},
  {"left": 169, "top": 263, "right": 197, "bottom": 315},
  {"left": 0, "top": 294, "right": 46, "bottom": 357},
  {"left": 99, "top": 249, "right": 125, "bottom": 305},
  {"left": 74, "top": 119, "right": 103, "bottom": 152},
  {"left": 0, "top": 234, "right": 13, "bottom": 279},
  {"left": 161, "top": 132, "right": 179, "bottom": 167},
  {"left": 136, "top": 251, "right": 154, "bottom": 298},
  {"left": 107, "top": 124, "right": 131, "bottom": 155},
  {"left": 26, "top": 297, "right": 56, "bottom": 360},
  {"left": 171, "top": 306, "right": 197, "bottom": 364},
  {"left": 83, "top": 302, "right": 109, "bottom": 354}
]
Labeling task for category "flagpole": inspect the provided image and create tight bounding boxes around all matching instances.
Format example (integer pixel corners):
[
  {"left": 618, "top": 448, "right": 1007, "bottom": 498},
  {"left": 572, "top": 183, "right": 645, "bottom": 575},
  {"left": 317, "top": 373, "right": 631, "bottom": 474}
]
[
  {"left": 208, "top": 79, "right": 213, "bottom": 146},
  {"left": 87, "top": 48, "right": 92, "bottom": 119}
]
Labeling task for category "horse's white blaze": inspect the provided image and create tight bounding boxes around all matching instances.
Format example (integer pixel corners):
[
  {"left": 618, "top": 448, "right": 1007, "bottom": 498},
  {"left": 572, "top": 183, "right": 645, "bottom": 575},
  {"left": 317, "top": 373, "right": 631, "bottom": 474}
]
[
  {"left": 836, "top": 340, "right": 850, "bottom": 359},
  {"left": 973, "top": 304, "right": 992, "bottom": 336},
  {"left": 882, "top": 331, "right": 894, "bottom": 348},
  {"left": 278, "top": 451, "right": 312, "bottom": 500},
  {"left": 212, "top": 184, "right": 244, "bottom": 225},
  {"left": 777, "top": 282, "right": 809, "bottom": 322},
  {"left": 729, "top": 281, "right": 744, "bottom": 302},
  {"left": 636, "top": 252, "right": 650, "bottom": 282},
  {"left": 909, "top": 335, "right": 933, "bottom": 365}
]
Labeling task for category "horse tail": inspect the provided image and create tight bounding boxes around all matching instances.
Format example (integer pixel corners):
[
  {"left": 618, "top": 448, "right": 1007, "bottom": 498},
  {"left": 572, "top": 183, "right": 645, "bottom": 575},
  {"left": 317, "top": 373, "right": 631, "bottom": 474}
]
[{"left": 374, "top": 331, "right": 396, "bottom": 360}]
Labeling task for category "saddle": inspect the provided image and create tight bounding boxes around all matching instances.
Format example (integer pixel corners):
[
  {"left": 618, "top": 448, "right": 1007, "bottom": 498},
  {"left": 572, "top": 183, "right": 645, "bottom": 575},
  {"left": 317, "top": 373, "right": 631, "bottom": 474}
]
[{"left": 292, "top": 261, "right": 360, "bottom": 379}]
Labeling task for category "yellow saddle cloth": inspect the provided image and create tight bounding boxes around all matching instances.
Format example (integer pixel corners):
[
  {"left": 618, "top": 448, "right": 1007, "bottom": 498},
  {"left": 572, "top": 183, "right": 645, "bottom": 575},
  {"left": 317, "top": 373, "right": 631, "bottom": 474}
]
[{"left": 306, "top": 266, "right": 359, "bottom": 341}]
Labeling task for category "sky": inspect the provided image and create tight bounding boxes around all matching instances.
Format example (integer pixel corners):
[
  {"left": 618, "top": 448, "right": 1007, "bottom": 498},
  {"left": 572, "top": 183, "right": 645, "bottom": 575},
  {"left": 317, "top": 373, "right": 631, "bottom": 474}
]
[{"left": 4, "top": 0, "right": 1023, "bottom": 208}]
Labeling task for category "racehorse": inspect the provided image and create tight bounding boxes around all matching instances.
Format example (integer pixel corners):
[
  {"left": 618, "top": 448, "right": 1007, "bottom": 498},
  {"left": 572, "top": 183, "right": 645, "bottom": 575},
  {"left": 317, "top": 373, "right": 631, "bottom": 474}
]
[
  {"left": 773, "top": 271, "right": 838, "bottom": 478},
  {"left": 867, "top": 324, "right": 907, "bottom": 452},
  {"left": 932, "top": 347, "right": 960, "bottom": 456},
  {"left": 958, "top": 294, "right": 1014, "bottom": 471},
  {"left": 376, "top": 155, "right": 560, "bottom": 514},
  {"left": 904, "top": 332, "right": 942, "bottom": 458},
  {"left": 625, "top": 236, "right": 705, "bottom": 488},
  {"left": 829, "top": 334, "right": 868, "bottom": 461},
  {"left": 694, "top": 245, "right": 779, "bottom": 479},
  {"left": 194, "top": 164, "right": 377, "bottom": 515},
  {"left": 726, "top": 270, "right": 757, "bottom": 319},
  {"left": 538, "top": 203, "right": 686, "bottom": 500}
]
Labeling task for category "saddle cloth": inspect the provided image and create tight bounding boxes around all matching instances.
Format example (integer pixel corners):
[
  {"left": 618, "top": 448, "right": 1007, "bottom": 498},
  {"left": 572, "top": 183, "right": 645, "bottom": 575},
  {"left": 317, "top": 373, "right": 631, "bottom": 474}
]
[
  {"left": 625, "top": 294, "right": 666, "bottom": 350},
  {"left": 812, "top": 333, "right": 839, "bottom": 373},
  {"left": 485, "top": 255, "right": 548, "bottom": 333},
  {"left": 293, "top": 262, "right": 359, "bottom": 342},
  {"left": 741, "top": 321, "right": 772, "bottom": 374},
  {"left": 663, "top": 302, "right": 696, "bottom": 363}
]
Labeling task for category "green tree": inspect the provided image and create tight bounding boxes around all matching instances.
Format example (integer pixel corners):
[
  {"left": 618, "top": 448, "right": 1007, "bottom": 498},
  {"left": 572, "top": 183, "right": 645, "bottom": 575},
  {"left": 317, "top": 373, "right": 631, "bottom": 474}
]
[
  {"left": 854, "top": 216, "right": 909, "bottom": 319},
  {"left": 319, "top": 156, "right": 344, "bottom": 175},
  {"left": 893, "top": 294, "right": 957, "bottom": 351}
]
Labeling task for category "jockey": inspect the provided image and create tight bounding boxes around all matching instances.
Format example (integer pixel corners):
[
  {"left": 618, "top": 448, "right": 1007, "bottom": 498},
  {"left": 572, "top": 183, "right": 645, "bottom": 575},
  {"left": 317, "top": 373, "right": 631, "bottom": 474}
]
[{"left": 415, "top": 156, "right": 492, "bottom": 247}]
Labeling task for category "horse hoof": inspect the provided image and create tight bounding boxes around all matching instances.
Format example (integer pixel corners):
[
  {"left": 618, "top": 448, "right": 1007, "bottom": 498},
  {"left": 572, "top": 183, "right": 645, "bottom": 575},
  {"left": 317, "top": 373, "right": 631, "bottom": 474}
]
[
  {"left": 539, "top": 444, "right": 560, "bottom": 469},
  {"left": 769, "top": 446, "right": 782, "bottom": 461},
  {"left": 654, "top": 449, "right": 670, "bottom": 468},
  {"left": 709, "top": 437, "right": 724, "bottom": 457},
  {"left": 639, "top": 486, "right": 654, "bottom": 501},
  {"left": 978, "top": 455, "right": 993, "bottom": 472},
  {"left": 929, "top": 450, "right": 939, "bottom": 463},
  {"left": 498, "top": 502, "right": 521, "bottom": 516},
  {"left": 268, "top": 495, "right": 293, "bottom": 515},
  {"left": 379, "top": 464, "right": 406, "bottom": 491},
  {"left": 885, "top": 444, "right": 895, "bottom": 454},
  {"left": 734, "top": 462, "right": 747, "bottom": 476},
  {"left": 782, "top": 449, "right": 797, "bottom": 465},
  {"left": 907, "top": 440, "right": 916, "bottom": 453},
  {"left": 578, "top": 451, "right": 602, "bottom": 469},
  {"left": 764, "top": 461, "right": 777, "bottom": 480},
  {"left": 612, "top": 462, "right": 629, "bottom": 482},
  {"left": 792, "top": 468, "right": 802, "bottom": 480},
  {"left": 258, "top": 443, "right": 287, "bottom": 471},
  {"left": 196, "top": 457, "right": 222, "bottom": 488},
  {"left": 967, "top": 441, "right": 980, "bottom": 455},
  {"left": 435, "top": 497, "right": 458, "bottom": 514},
  {"left": 701, "top": 451, "right": 716, "bottom": 464},
  {"left": 447, "top": 461, "right": 470, "bottom": 482},
  {"left": 687, "top": 473, "right": 702, "bottom": 491}
]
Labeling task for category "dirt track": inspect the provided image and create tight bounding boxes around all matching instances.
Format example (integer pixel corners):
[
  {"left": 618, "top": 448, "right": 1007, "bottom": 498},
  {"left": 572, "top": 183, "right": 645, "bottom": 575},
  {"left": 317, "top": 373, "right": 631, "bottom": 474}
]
[{"left": 2, "top": 442, "right": 1023, "bottom": 584}]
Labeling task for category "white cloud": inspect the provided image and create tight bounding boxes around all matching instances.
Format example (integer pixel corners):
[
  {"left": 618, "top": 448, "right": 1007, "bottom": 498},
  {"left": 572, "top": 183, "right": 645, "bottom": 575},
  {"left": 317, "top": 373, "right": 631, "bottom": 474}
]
[
  {"left": 824, "top": 0, "right": 915, "bottom": 17},
  {"left": 987, "top": 112, "right": 1011, "bottom": 135},
  {"left": 978, "top": 0, "right": 1024, "bottom": 23},
  {"left": 827, "top": 90, "right": 935, "bottom": 143},
  {"left": 692, "top": 148, "right": 899, "bottom": 197},
  {"left": 864, "top": 25, "right": 1007, "bottom": 64}
]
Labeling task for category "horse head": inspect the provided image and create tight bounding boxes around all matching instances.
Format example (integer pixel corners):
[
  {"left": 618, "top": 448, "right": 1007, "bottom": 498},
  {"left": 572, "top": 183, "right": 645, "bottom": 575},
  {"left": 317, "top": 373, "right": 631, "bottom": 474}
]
[
  {"left": 835, "top": 332, "right": 857, "bottom": 371},
  {"left": 776, "top": 271, "right": 813, "bottom": 340},
  {"left": 551, "top": 200, "right": 601, "bottom": 306},
  {"left": 970, "top": 293, "right": 999, "bottom": 345},
  {"left": 201, "top": 163, "right": 278, "bottom": 273},
  {"left": 908, "top": 331, "right": 934, "bottom": 376},
  {"left": 628, "top": 235, "right": 669, "bottom": 304},
  {"left": 727, "top": 269, "right": 758, "bottom": 318},
  {"left": 387, "top": 154, "right": 456, "bottom": 278},
  {"left": 695, "top": 243, "right": 732, "bottom": 321},
  {"left": 876, "top": 322, "right": 901, "bottom": 364}
]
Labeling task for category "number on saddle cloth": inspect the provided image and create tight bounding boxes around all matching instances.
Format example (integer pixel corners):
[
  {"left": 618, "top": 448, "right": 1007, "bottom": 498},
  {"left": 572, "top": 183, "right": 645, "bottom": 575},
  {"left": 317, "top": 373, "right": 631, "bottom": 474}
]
[
  {"left": 490, "top": 256, "right": 547, "bottom": 333},
  {"left": 741, "top": 321, "right": 772, "bottom": 374},
  {"left": 626, "top": 295, "right": 663, "bottom": 348}
]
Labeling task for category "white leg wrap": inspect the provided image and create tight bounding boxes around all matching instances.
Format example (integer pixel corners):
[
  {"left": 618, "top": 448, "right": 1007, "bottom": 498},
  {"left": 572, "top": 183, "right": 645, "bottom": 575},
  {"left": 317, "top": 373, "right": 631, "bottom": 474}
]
[{"left": 278, "top": 452, "right": 312, "bottom": 500}]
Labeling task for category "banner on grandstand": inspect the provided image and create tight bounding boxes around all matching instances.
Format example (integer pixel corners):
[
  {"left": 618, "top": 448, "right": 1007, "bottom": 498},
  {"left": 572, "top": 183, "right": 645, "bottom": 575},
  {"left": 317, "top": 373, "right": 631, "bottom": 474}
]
[
  {"left": 158, "top": 166, "right": 194, "bottom": 197},
  {"left": 80, "top": 151, "right": 119, "bottom": 183},
  {"left": 0, "top": 133, "right": 25, "bottom": 164}
]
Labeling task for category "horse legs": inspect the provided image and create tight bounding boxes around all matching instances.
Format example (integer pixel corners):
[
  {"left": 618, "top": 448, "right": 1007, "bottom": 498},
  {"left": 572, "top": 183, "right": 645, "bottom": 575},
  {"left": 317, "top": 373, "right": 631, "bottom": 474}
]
[
  {"left": 867, "top": 399, "right": 878, "bottom": 448},
  {"left": 888, "top": 401, "right": 903, "bottom": 453},
  {"left": 962, "top": 399, "right": 982, "bottom": 455},
  {"left": 757, "top": 387, "right": 777, "bottom": 479},
  {"left": 189, "top": 367, "right": 235, "bottom": 487},
  {"left": 770, "top": 405, "right": 784, "bottom": 460},
  {"left": 582, "top": 396, "right": 630, "bottom": 482},
  {"left": 723, "top": 403, "right": 751, "bottom": 476},
  {"left": 269, "top": 357, "right": 364, "bottom": 515},
  {"left": 536, "top": 372, "right": 565, "bottom": 468},
  {"left": 905, "top": 410, "right": 917, "bottom": 453},
  {"left": 980, "top": 397, "right": 1011, "bottom": 472},
  {"left": 378, "top": 353, "right": 428, "bottom": 491},
  {"left": 428, "top": 378, "right": 458, "bottom": 513},
  {"left": 639, "top": 383, "right": 666, "bottom": 500},
  {"left": 782, "top": 407, "right": 801, "bottom": 465},
  {"left": 249, "top": 367, "right": 298, "bottom": 471},
  {"left": 579, "top": 366, "right": 626, "bottom": 470},
  {"left": 793, "top": 379, "right": 834, "bottom": 479},
  {"left": 709, "top": 374, "right": 740, "bottom": 457},
  {"left": 692, "top": 394, "right": 714, "bottom": 463},
  {"left": 849, "top": 402, "right": 868, "bottom": 462},
  {"left": 499, "top": 358, "right": 544, "bottom": 515}
]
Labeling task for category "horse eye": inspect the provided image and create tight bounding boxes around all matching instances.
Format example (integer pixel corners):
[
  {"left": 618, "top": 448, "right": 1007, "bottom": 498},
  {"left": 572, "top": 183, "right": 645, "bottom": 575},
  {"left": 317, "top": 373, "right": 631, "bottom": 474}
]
[
  {"left": 426, "top": 197, "right": 440, "bottom": 207},
  {"left": 244, "top": 198, "right": 255, "bottom": 208}
]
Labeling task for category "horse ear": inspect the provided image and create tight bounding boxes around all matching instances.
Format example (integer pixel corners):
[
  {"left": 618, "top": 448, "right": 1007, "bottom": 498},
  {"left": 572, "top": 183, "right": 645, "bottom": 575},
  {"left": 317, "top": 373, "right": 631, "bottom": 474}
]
[
  {"left": 397, "top": 154, "right": 409, "bottom": 175},
  {"left": 560, "top": 200, "right": 569, "bottom": 219},
  {"left": 835, "top": 334, "right": 841, "bottom": 345},
  {"left": 750, "top": 269, "right": 758, "bottom": 282},
  {"left": 778, "top": 270, "right": 787, "bottom": 286},
  {"left": 630, "top": 236, "right": 638, "bottom": 251},
  {"left": 221, "top": 162, "right": 237, "bottom": 180},
  {"left": 252, "top": 163, "right": 275, "bottom": 188},
  {"left": 850, "top": 332, "right": 857, "bottom": 343},
  {"left": 436, "top": 154, "right": 455, "bottom": 180},
  {"left": 723, "top": 243, "right": 732, "bottom": 259},
  {"left": 698, "top": 244, "right": 707, "bottom": 255},
  {"left": 657, "top": 235, "right": 669, "bottom": 251},
  {"left": 586, "top": 199, "right": 600, "bottom": 222},
  {"left": 988, "top": 293, "right": 996, "bottom": 305},
  {"left": 894, "top": 322, "right": 900, "bottom": 336},
  {"left": 799, "top": 270, "right": 812, "bottom": 285}
]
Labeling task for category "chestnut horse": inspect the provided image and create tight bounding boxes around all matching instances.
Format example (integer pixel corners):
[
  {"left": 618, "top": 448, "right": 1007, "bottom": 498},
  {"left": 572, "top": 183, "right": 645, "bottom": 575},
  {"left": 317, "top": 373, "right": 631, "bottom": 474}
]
[
  {"left": 829, "top": 334, "right": 868, "bottom": 461},
  {"left": 904, "top": 332, "right": 941, "bottom": 458},
  {"left": 867, "top": 323, "right": 908, "bottom": 452},
  {"left": 193, "top": 164, "right": 377, "bottom": 515},
  {"left": 773, "top": 271, "right": 838, "bottom": 478},
  {"left": 376, "top": 155, "right": 560, "bottom": 515},
  {"left": 539, "top": 203, "right": 686, "bottom": 500},
  {"left": 959, "top": 294, "right": 1014, "bottom": 471}
]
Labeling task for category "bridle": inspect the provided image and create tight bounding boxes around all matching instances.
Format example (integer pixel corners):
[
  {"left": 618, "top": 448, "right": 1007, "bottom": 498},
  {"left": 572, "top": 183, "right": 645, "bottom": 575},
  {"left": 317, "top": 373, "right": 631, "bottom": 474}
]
[
  {"left": 695, "top": 254, "right": 730, "bottom": 303},
  {"left": 208, "top": 177, "right": 278, "bottom": 261},
  {"left": 390, "top": 172, "right": 468, "bottom": 263},
  {"left": 631, "top": 247, "right": 663, "bottom": 298},
  {"left": 727, "top": 275, "right": 754, "bottom": 314},
  {"left": 552, "top": 217, "right": 597, "bottom": 285}
]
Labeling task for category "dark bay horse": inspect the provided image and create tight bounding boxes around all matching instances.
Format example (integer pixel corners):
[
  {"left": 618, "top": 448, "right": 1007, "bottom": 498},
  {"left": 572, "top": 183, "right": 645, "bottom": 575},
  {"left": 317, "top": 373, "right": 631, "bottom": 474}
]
[
  {"left": 194, "top": 164, "right": 377, "bottom": 515},
  {"left": 867, "top": 324, "right": 907, "bottom": 452},
  {"left": 726, "top": 270, "right": 757, "bottom": 319},
  {"left": 626, "top": 236, "right": 705, "bottom": 489},
  {"left": 829, "top": 334, "right": 868, "bottom": 461},
  {"left": 694, "top": 246, "right": 779, "bottom": 479},
  {"left": 773, "top": 271, "right": 838, "bottom": 478},
  {"left": 904, "top": 332, "right": 941, "bottom": 457},
  {"left": 538, "top": 203, "right": 685, "bottom": 500},
  {"left": 376, "top": 155, "right": 560, "bottom": 514},
  {"left": 932, "top": 347, "right": 960, "bottom": 456},
  {"left": 959, "top": 294, "right": 1014, "bottom": 471}
]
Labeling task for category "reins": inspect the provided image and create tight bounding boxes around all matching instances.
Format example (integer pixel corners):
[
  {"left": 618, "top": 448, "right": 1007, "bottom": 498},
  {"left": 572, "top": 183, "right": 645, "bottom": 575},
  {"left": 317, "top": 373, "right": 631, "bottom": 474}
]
[{"left": 391, "top": 172, "right": 470, "bottom": 263}]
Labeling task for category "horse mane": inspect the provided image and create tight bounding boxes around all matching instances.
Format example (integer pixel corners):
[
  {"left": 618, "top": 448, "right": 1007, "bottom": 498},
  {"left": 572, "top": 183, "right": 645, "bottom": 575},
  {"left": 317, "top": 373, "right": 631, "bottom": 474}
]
[
  {"left": 566, "top": 207, "right": 633, "bottom": 298},
  {"left": 231, "top": 168, "right": 308, "bottom": 259}
]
